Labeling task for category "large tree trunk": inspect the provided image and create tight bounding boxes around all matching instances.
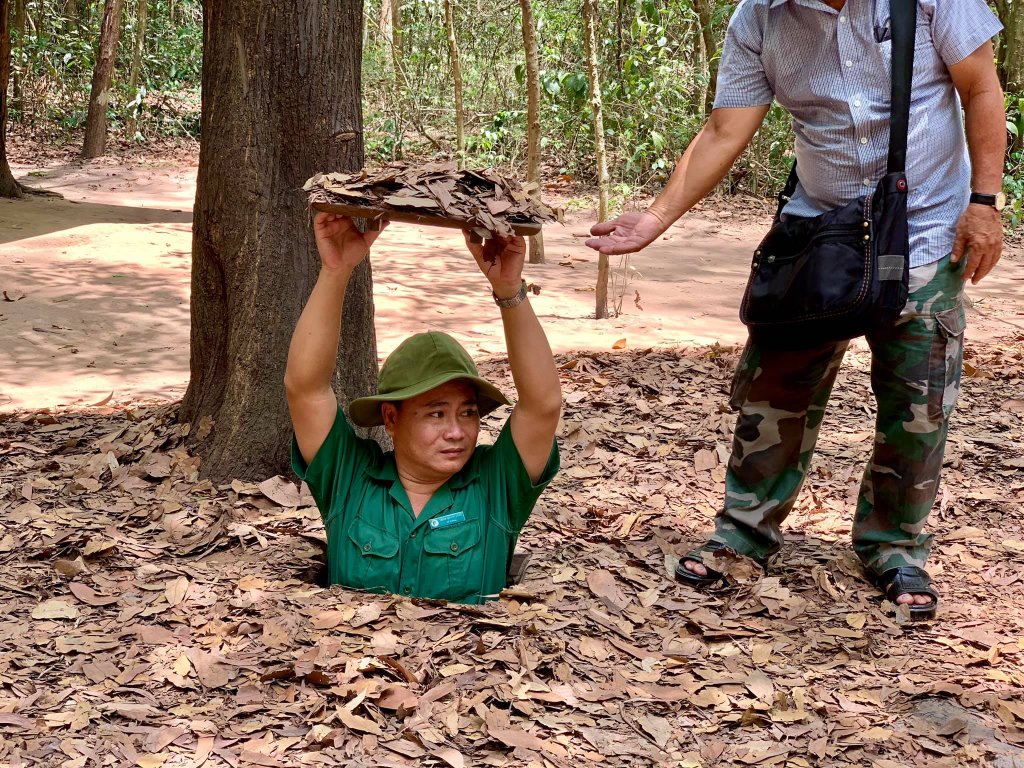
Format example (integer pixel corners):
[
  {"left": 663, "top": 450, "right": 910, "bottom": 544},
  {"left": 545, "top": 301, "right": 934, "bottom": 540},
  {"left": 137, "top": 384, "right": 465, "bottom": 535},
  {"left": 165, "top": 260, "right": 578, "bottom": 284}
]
[
  {"left": 1, "top": 0, "right": 22, "bottom": 198},
  {"left": 518, "top": 0, "right": 544, "bottom": 263},
  {"left": 180, "top": 0, "right": 376, "bottom": 483},
  {"left": 442, "top": 0, "right": 464, "bottom": 165},
  {"left": 583, "top": 0, "right": 609, "bottom": 318},
  {"left": 82, "top": 0, "right": 125, "bottom": 159},
  {"left": 125, "top": 0, "right": 148, "bottom": 136}
]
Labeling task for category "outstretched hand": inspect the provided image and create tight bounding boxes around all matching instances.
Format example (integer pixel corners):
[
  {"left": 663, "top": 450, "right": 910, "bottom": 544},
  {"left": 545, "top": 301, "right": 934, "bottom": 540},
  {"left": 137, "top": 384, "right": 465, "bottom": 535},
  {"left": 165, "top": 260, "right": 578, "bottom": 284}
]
[
  {"left": 585, "top": 210, "right": 668, "bottom": 255},
  {"left": 313, "top": 212, "right": 386, "bottom": 272},
  {"left": 463, "top": 231, "right": 527, "bottom": 298}
]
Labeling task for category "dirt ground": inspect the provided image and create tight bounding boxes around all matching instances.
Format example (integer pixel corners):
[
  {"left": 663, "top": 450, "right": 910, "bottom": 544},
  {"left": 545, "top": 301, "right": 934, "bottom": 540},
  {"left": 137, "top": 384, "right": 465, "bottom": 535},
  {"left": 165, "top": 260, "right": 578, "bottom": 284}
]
[
  {"left": 2, "top": 154, "right": 1022, "bottom": 410},
  {"left": 1, "top": 156, "right": 1024, "bottom": 767}
]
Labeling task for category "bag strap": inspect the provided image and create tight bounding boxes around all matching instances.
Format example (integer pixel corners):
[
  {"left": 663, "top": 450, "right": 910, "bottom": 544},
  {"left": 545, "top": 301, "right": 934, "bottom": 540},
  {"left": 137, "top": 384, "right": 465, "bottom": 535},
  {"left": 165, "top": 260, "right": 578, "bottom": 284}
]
[
  {"left": 776, "top": 0, "right": 917, "bottom": 215},
  {"left": 887, "top": 0, "right": 917, "bottom": 173}
]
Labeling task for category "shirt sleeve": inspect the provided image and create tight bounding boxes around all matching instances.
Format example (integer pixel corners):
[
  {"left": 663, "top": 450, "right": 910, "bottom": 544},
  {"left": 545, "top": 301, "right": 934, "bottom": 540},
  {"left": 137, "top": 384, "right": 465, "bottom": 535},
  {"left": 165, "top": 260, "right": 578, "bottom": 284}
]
[
  {"left": 479, "top": 418, "right": 560, "bottom": 533},
  {"left": 713, "top": 1, "right": 774, "bottom": 109},
  {"left": 291, "top": 407, "right": 376, "bottom": 524},
  {"left": 925, "top": 0, "right": 1003, "bottom": 68}
]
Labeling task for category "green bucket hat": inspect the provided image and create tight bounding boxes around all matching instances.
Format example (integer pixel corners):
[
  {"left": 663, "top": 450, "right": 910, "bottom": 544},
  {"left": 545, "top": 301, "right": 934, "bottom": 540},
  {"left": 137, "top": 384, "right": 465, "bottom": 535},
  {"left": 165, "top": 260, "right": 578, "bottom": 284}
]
[{"left": 348, "top": 331, "right": 510, "bottom": 428}]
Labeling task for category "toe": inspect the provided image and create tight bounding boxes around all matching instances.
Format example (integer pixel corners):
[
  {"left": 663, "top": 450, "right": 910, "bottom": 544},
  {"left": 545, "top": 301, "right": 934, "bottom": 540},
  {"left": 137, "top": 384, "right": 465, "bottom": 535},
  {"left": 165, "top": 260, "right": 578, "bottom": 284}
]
[
  {"left": 684, "top": 560, "right": 707, "bottom": 577},
  {"left": 913, "top": 594, "right": 934, "bottom": 606},
  {"left": 895, "top": 593, "right": 915, "bottom": 605}
]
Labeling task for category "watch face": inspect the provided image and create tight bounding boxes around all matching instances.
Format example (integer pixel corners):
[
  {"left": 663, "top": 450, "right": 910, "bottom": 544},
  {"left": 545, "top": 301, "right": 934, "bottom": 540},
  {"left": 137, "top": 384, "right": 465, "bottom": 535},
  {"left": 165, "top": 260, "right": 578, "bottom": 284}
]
[{"left": 996, "top": 192, "right": 1007, "bottom": 211}]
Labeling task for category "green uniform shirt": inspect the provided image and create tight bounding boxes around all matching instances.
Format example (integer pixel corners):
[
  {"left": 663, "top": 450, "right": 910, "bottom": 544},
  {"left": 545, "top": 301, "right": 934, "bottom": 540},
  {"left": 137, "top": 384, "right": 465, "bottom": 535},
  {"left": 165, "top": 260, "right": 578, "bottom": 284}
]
[{"left": 291, "top": 409, "right": 560, "bottom": 604}]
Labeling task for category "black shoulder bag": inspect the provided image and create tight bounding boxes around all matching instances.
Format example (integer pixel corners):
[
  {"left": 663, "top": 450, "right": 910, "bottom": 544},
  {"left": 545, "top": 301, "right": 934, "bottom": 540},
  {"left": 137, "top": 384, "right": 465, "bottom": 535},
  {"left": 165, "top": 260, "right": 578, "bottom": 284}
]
[{"left": 739, "top": 0, "right": 916, "bottom": 347}]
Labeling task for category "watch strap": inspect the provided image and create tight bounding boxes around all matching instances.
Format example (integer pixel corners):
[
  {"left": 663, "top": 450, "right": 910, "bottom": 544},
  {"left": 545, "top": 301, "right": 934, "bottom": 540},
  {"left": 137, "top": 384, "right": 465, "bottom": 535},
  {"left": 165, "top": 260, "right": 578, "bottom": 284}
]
[
  {"left": 969, "top": 192, "right": 998, "bottom": 207},
  {"left": 493, "top": 280, "right": 528, "bottom": 309}
]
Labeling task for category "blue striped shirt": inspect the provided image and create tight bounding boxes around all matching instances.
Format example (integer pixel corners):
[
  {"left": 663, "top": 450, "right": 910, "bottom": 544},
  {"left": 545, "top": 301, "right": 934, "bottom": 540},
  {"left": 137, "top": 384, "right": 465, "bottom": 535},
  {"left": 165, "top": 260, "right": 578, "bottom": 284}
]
[{"left": 714, "top": 0, "right": 1002, "bottom": 267}]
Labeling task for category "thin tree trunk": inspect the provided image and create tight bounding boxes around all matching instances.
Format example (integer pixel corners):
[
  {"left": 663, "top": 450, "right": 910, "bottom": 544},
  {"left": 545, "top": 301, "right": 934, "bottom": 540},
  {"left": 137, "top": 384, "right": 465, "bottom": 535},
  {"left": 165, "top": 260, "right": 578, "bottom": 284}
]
[
  {"left": 11, "top": 0, "right": 24, "bottom": 110},
  {"left": 518, "top": 0, "right": 544, "bottom": 263},
  {"left": 693, "top": 0, "right": 718, "bottom": 115},
  {"left": 442, "top": 0, "right": 464, "bottom": 165},
  {"left": 181, "top": 0, "right": 376, "bottom": 483},
  {"left": 583, "top": 0, "right": 609, "bottom": 318},
  {"left": 64, "top": 0, "right": 80, "bottom": 26},
  {"left": 379, "top": 0, "right": 393, "bottom": 51},
  {"left": 125, "top": 0, "right": 148, "bottom": 136},
  {"left": 82, "top": 0, "right": 125, "bottom": 159},
  {"left": 1, "top": 0, "right": 22, "bottom": 198},
  {"left": 1000, "top": 1, "right": 1024, "bottom": 92},
  {"left": 391, "top": 0, "right": 403, "bottom": 79}
]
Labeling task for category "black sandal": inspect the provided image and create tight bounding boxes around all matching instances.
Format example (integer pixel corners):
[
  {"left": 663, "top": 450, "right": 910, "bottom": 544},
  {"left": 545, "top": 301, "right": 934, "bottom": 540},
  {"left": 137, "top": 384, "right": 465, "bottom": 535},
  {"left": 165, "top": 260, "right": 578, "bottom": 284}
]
[
  {"left": 873, "top": 566, "right": 939, "bottom": 621},
  {"left": 674, "top": 543, "right": 766, "bottom": 589}
]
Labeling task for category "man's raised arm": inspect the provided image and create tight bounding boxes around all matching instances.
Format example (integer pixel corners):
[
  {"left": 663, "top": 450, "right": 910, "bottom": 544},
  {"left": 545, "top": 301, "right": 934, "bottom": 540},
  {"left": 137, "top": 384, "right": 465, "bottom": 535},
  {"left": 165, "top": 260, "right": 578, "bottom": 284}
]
[
  {"left": 285, "top": 213, "right": 383, "bottom": 464},
  {"left": 463, "top": 234, "right": 561, "bottom": 483}
]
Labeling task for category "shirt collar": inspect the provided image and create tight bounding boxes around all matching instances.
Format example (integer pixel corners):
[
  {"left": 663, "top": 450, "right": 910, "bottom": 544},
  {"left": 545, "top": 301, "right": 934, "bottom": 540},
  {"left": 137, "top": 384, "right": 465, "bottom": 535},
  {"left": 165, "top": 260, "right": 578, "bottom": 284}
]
[
  {"left": 769, "top": 0, "right": 841, "bottom": 11},
  {"left": 365, "top": 452, "right": 481, "bottom": 489}
]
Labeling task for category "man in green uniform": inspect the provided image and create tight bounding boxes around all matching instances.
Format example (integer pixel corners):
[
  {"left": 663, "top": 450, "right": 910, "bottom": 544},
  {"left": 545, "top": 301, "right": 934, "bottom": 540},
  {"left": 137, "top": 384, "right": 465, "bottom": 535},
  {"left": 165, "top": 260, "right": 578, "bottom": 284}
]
[{"left": 284, "top": 213, "right": 561, "bottom": 604}]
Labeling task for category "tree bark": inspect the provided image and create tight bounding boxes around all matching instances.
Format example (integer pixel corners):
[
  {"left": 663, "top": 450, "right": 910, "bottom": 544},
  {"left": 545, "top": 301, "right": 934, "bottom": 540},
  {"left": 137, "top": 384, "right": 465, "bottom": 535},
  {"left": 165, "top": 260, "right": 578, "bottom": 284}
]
[
  {"left": 125, "top": 0, "right": 149, "bottom": 136},
  {"left": 82, "top": 0, "right": 125, "bottom": 159},
  {"left": 518, "top": 0, "right": 544, "bottom": 263},
  {"left": 442, "top": 0, "right": 464, "bottom": 165},
  {"left": 181, "top": 0, "right": 376, "bottom": 483},
  {"left": 1, "top": 0, "right": 22, "bottom": 198},
  {"left": 583, "top": 0, "right": 609, "bottom": 318}
]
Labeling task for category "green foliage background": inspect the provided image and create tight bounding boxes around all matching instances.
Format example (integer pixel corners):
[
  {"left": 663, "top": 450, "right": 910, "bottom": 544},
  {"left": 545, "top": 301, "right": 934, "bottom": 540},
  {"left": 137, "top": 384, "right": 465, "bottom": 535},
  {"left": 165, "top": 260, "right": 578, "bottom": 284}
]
[{"left": 4, "top": 0, "right": 1021, "bottom": 211}]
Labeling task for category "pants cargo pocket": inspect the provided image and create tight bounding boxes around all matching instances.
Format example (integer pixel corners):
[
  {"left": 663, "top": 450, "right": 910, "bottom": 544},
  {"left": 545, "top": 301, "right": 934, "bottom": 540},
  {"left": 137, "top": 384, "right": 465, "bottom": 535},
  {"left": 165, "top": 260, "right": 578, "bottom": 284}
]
[
  {"left": 729, "top": 342, "right": 759, "bottom": 410},
  {"left": 927, "top": 305, "right": 966, "bottom": 421}
]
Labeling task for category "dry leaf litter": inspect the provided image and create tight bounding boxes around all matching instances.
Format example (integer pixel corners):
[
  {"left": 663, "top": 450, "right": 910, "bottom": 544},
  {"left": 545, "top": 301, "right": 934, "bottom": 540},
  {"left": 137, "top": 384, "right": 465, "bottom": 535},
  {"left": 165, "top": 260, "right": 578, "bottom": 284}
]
[
  {"left": 2, "top": 342, "right": 1023, "bottom": 768},
  {"left": 303, "top": 162, "right": 559, "bottom": 239}
]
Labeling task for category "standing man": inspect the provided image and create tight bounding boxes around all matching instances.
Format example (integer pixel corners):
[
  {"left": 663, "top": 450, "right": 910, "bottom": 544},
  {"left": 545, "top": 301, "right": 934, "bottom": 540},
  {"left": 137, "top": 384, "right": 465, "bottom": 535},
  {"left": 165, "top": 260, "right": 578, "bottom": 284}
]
[{"left": 586, "top": 0, "right": 1005, "bottom": 619}]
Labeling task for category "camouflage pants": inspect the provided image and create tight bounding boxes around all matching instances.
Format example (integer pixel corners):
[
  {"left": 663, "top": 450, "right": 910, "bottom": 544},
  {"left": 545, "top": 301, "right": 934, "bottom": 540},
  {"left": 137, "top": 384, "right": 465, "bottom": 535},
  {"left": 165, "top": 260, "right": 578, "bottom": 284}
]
[{"left": 713, "top": 254, "right": 967, "bottom": 576}]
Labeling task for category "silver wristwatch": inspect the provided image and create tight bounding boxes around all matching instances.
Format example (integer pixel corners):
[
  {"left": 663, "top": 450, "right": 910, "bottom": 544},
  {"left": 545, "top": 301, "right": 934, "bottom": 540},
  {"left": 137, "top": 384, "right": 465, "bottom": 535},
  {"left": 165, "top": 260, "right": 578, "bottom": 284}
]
[{"left": 493, "top": 280, "right": 528, "bottom": 309}]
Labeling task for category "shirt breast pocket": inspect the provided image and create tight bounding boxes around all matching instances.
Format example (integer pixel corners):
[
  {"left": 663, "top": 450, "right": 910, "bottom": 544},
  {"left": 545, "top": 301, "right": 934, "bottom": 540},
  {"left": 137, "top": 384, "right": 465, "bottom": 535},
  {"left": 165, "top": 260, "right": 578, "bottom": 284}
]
[
  {"left": 346, "top": 517, "right": 400, "bottom": 593},
  {"left": 876, "top": 19, "right": 939, "bottom": 81},
  {"left": 422, "top": 520, "right": 483, "bottom": 602}
]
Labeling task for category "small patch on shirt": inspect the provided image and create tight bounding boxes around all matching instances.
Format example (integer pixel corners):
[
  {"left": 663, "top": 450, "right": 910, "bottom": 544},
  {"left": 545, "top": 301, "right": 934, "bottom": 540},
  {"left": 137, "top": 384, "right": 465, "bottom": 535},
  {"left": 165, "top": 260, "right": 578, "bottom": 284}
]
[{"left": 429, "top": 512, "right": 466, "bottom": 529}]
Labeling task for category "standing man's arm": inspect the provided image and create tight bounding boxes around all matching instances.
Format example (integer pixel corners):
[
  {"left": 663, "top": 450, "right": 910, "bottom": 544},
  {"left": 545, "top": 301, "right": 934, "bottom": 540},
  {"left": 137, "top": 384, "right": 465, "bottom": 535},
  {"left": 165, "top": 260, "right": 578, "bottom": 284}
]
[
  {"left": 285, "top": 213, "right": 384, "bottom": 464},
  {"left": 585, "top": 105, "right": 769, "bottom": 255},
  {"left": 586, "top": 3, "right": 772, "bottom": 256},
  {"left": 948, "top": 40, "right": 1005, "bottom": 285}
]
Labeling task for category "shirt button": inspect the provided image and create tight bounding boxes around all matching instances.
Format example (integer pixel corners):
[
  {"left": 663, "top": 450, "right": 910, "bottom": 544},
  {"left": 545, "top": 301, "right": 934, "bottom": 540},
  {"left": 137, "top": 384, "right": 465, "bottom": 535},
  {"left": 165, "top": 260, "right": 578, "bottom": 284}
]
[
  {"left": 839, "top": 15, "right": 847, "bottom": 23},
  {"left": 860, "top": 137, "right": 868, "bottom": 145},
  {"left": 845, "top": 60, "right": 853, "bottom": 68},
  {"left": 410, "top": 531, "right": 417, "bottom": 538},
  {"left": 363, "top": 543, "right": 371, "bottom": 552},
  {"left": 403, "top": 586, "right": 411, "bottom": 595},
  {"left": 853, "top": 100, "right": 862, "bottom": 108},
  {"left": 450, "top": 542, "right": 459, "bottom": 552},
  {"left": 863, "top": 177, "right": 872, "bottom": 186}
]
